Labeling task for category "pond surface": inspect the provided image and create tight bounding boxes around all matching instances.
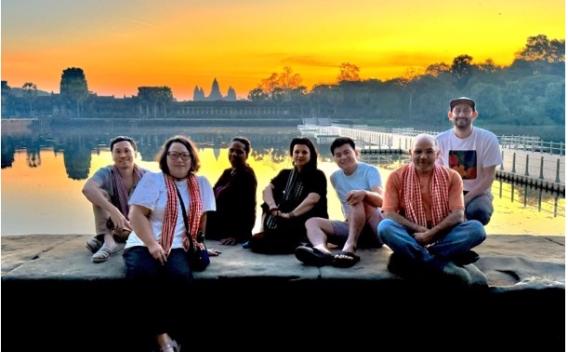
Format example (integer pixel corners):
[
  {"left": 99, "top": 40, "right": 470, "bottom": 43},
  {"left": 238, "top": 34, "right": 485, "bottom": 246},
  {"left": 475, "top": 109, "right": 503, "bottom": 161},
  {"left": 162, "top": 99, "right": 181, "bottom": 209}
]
[{"left": 1, "top": 124, "right": 564, "bottom": 236}]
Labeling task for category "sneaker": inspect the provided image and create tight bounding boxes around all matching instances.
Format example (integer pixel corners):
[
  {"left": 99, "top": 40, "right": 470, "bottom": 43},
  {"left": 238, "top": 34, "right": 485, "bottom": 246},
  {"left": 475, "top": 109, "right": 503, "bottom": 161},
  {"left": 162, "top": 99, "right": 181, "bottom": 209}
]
[
  {"left": 91, "top": 243, "right": 125, "bottom": 263},
  {"left": 86, "top": 236, "right": 103, "bottom": 254}
]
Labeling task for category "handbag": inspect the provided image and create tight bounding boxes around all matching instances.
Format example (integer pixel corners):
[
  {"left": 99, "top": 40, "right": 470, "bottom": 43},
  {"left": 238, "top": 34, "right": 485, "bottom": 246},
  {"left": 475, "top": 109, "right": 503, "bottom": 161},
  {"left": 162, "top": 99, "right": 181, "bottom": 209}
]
[
  {"left": 175, "top": 185, "right": 210, "bottom": 271},
  {"left": 263, "top": 211, "right": 280, "bottom": 231}
]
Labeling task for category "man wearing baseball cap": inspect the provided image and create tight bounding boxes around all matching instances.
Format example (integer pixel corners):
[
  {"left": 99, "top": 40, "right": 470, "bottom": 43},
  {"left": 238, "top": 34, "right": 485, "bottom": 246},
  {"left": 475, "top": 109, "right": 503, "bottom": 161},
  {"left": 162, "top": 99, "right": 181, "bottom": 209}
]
[{"left": 435, "top": 97, "right": 502, "bottom": 225}]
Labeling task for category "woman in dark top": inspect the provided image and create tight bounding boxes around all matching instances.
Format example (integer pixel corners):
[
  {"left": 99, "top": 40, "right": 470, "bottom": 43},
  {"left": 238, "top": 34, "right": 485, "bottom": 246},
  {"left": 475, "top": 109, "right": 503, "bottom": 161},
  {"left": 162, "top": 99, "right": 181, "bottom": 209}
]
[
  {"left": 250, "top": 137, "right": 328, "bottom": 254},
  {"left": 207, "top": 137, "right": 257, "bottom": 245}
]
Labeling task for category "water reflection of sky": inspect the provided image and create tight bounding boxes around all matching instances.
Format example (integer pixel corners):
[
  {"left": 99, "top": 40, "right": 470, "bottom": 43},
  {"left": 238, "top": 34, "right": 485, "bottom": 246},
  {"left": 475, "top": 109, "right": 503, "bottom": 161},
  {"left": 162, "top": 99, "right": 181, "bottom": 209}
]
[{"left": 2, "top": 146, "right": 564, "bottom": 236}]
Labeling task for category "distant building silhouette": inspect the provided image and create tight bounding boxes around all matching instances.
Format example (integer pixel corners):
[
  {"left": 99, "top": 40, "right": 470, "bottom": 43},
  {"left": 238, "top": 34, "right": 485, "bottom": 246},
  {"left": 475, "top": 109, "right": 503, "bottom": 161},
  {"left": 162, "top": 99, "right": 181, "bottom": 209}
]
[
  {"left": 226, "top": 86, "right": 237, "bottom": 101},
  {"left": 136, "top": 86, "right": 174, "bottom": 117},
  {"left": 60, "top": 68, "right": 89, "bottom": 100},
  {"left": 193, "top": 86, "right": 205, "bottom": 101},
  {"left": 208, "top": 78, "right": 223, "bottom": 101}
]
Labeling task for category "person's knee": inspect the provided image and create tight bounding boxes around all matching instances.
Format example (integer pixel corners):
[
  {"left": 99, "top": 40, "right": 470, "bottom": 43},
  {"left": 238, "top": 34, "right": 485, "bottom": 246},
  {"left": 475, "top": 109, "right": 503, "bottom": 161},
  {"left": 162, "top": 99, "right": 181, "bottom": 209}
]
[
  {"left": 305, "top": 217, "right": 322, "bottom": 231},
  {"left": 348, "top": 202, "right": 365, "bottom": 216},
  {"left": 465, "top": 220, "right": 486, "bottom": 246},
  {"left": 378, "top": 219, "right": 396, "bottom": 243},
  {"left": 466, "top": 206, "right": 491, "bottom": 225}
]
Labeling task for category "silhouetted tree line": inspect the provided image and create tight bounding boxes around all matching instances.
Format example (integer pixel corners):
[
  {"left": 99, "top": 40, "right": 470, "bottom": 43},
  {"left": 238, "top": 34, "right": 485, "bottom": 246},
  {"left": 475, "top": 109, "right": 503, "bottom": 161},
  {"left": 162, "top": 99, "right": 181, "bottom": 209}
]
[
  {"left": 2, "top": 35, "right": 563, "bottom": 133},
  {"left": 248, "top": 35, "right": 565, "bottom": 129}
]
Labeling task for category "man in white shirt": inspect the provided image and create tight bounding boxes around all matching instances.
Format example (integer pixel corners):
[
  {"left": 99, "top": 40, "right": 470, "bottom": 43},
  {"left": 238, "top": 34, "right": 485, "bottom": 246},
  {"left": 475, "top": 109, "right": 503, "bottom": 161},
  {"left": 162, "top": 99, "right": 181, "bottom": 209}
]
[{"left": 436, "top": 97, "right": 502, "bottom": 225}]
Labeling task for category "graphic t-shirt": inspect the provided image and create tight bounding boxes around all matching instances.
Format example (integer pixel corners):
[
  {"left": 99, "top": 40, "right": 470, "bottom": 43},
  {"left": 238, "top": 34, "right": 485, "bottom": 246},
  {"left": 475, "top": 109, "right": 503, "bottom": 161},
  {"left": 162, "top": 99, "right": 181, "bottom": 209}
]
[{"left": 436, "top": 127, "right": 502, "bottom": 192}]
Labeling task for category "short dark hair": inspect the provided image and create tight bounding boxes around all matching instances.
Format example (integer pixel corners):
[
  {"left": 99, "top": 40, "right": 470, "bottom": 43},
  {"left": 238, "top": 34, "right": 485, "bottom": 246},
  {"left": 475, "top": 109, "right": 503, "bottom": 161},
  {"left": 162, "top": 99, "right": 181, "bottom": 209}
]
[
  {"left": 330, "top": 137, "right": 355, "bottom": 154},
  {"left": 232, "top": 137, "right": 252, "bottom": 155},
  {"left": 157, "top": 135, "right": 200, "bottom": 175},
  {"left": 289, "top": 137, "right": 318, "bottom": 171},
  {"left": 110, "top": 136, "right": 137, "bottom": 151}
]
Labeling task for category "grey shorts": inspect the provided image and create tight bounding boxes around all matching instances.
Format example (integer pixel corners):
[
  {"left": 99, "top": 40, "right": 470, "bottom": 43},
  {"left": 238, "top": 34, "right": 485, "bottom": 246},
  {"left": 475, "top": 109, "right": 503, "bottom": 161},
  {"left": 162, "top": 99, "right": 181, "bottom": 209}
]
[{"left": 328, "top": 212, "right": 383, "bottom": 248}]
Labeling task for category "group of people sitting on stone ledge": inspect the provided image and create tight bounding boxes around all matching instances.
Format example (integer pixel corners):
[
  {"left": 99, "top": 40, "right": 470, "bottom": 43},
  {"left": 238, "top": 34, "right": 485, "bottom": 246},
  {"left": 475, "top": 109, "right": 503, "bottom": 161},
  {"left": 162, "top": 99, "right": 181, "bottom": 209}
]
[{"left": 81, "top": 97, "right": 501, "bottom": 352}]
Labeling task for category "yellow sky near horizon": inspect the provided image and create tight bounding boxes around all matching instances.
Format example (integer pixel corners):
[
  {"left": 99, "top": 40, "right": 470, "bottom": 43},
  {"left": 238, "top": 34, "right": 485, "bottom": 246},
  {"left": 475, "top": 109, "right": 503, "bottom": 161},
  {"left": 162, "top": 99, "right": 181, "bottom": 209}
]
[{"left": 1, "top": 0, "right": 565, "bottom": 100}]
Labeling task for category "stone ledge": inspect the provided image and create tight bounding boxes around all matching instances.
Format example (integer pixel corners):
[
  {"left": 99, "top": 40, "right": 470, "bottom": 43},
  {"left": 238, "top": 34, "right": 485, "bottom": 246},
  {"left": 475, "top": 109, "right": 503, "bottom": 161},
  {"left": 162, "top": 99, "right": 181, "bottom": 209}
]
[{"left": 2, "top": 234, "right": 564, "bottom": 292}]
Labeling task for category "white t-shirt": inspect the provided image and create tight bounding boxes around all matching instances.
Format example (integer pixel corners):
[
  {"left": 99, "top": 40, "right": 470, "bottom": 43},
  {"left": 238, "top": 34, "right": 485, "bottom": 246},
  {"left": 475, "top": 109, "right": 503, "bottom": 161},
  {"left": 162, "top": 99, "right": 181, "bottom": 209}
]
[
  {"left": 125, "top": 171, "right": 216, "bottom": 249},
  {"left": 330, "top": 162, "right": 382, "bottom": 217},
  {"left": 436, "top": 127, "right": 502, "bottom": 192}
]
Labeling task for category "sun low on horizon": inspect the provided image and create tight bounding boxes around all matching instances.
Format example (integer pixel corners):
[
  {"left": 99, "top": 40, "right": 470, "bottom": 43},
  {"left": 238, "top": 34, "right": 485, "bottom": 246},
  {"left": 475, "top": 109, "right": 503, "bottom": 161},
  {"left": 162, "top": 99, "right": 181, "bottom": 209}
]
[{"left": 2, "top": 0, "right": 564, "bottom": 100}]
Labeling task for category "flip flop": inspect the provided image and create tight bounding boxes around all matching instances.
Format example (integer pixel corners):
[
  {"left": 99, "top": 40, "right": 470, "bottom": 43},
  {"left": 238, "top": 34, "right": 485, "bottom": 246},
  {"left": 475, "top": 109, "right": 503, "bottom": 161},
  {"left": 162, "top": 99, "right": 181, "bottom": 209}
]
[
  {"left": 332, "top": 251, "right": 360, "bottom": 268},
  {"left": 294, "top": 246, "right": 334, "bottom": 267}
]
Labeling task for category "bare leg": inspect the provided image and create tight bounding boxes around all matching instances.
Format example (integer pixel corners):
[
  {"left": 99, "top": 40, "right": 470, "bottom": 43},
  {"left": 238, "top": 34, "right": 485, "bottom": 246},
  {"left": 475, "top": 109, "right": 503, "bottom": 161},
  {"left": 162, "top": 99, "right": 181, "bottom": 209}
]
[
  {"left": 342, "top": 202, "right": 366, "bottom": 253},
  {"left": 305, "top": 217, "right": 335, "bottom": 254},
  {"left": 365, "top": 204, "right": 382, "bottom": 237}
]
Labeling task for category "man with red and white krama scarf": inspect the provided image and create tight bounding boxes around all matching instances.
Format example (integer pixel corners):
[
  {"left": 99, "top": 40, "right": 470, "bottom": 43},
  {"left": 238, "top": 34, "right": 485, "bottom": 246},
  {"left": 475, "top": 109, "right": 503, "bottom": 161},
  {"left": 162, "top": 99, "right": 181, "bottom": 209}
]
[{"left": 378, "top": 134, "right": 486, "bottom": 285}]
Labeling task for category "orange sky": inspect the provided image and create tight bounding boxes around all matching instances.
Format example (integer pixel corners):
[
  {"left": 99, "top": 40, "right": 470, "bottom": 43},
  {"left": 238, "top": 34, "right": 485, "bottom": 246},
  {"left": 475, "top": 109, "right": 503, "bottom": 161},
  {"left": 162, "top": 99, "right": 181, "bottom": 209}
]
[{"left": 2, "top": 0, "right": 565, "bottom": 100}]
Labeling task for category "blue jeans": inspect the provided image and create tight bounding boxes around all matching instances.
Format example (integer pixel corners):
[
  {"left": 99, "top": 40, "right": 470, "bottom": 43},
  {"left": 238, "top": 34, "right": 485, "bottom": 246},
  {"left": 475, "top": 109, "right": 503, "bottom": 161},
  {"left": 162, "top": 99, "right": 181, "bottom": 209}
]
[
  {"left": 378, "top": 219, "right": 486, "bottom": 270},
  {"left": 465, "top": 193, "right": 493, "bottom": 225},
  {"left": 123, "top": 247, "right": 193, "bottom": 335}
]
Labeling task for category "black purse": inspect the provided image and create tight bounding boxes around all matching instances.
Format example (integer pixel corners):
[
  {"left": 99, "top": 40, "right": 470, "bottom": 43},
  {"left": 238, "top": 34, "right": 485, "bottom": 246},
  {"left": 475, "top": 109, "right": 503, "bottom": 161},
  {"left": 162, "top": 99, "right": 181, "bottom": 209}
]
[{"left": 175, "top": 186, "right": 210, "bottom": 271}]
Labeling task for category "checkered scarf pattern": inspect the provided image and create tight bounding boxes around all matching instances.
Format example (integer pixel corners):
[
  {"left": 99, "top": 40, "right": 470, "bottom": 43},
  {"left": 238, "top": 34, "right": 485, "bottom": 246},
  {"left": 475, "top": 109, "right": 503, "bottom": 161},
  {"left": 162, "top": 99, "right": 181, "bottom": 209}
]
[
  {"left": 401, "top": 164, "right": 450, "bottom": 228},
  {"left": 161, "top": 173, "right": 202, "bottom": 255},
  {"left": 111, "top": 165, "right": 144, "bottom": 218}
]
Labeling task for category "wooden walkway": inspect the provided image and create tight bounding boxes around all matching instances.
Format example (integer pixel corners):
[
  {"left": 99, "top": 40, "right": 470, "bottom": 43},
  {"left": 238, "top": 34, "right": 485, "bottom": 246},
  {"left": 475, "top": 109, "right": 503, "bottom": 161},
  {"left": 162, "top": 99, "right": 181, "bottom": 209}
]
[{"left": 299, "top": 124, "right": 565, "bottom": 191}]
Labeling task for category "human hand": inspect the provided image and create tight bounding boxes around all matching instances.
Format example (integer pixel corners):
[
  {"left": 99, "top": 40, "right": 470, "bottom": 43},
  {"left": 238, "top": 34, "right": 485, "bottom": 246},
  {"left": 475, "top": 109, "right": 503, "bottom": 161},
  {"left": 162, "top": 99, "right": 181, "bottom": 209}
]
[
  {"left": 110, "top": 209, "right": 132, "bottom": 232},
  {"left": 207, "top": 248, "right": 222, "bottom": 256},
  {"left": 346, "top": 190, "right": 365, "bottom": 205},
  {"left": 279, "top": 212, "right": 295, "bottom": 220},
  {"left": 414, "top": 231, "right": 433, "bottom": 246},
  {"left": 220, "top": 237, "right": 237, "bottom": 245},
  {"left": 148, "top": 242, "right": 167, "bottom": 265}
]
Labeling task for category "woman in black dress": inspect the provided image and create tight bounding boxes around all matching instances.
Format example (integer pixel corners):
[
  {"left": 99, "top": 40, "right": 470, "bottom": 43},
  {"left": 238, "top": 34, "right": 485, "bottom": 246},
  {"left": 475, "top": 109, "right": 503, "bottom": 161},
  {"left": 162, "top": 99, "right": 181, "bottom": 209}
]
[
  {"left": 249, "top": 137, "right": 328, "bottom": 254},
  {"left": 207, "top": 137, "right": 257, "bottom": 245}
]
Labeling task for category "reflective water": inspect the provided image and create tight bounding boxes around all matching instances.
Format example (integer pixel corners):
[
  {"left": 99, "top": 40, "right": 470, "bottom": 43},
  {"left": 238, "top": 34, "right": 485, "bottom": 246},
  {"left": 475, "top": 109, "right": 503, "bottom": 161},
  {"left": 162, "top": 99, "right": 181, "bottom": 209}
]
[{"left": 1, "top": 124, "right": 564, "bottom": 236}]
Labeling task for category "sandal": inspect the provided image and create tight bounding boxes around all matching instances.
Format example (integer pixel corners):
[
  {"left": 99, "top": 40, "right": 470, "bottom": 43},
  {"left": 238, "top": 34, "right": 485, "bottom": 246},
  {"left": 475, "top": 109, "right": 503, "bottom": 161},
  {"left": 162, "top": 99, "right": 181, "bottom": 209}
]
[
  {"left": 332, "top": 251, "right": 360, "bottom": 268},
  {"left": 294, "top": 246, "right": 334, "bottom": 267},
  {"left": 91, "top": 244, "right": 124, "bottom": 263}
]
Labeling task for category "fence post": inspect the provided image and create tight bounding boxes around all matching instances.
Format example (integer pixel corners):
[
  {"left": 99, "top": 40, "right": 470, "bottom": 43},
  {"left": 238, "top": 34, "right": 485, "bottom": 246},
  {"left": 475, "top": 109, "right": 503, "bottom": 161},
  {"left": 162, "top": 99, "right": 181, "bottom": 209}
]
[
  {"left": 512, "top": 153, "right": 516, "bottom": 173},
  {"left": 523, "top": 183, "right": 528, "bottom": 207},
  {"left": 524, "top": 154, "right": 530, "bottom": 176},
  {"left": 499, "top": 180, "right": 503, "bottom": 198},
  {"left": 510, "top": 183, "right": 514, "bottom": 202},
  {"left": 500, "top": 150, "right": 504, "bottom": 171},
  {"left": 539, "top": 156, "right": 544, "bottom": 179},
  {"left": 555, "top": 158, "right": 561, "bottom": 183}
]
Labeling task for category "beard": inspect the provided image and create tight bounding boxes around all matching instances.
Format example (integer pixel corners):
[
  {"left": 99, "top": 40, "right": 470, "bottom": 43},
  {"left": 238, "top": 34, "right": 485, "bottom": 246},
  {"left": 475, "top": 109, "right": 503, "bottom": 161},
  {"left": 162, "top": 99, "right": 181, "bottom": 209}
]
[{"left": 453, "top": 118, "right": 472, "bottom": 130}]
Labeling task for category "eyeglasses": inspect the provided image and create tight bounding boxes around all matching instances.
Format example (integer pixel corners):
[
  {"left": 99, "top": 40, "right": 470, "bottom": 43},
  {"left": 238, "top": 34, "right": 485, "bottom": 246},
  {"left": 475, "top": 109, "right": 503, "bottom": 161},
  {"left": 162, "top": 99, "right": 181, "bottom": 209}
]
[{"left": 167, "top": 152, "right": 191, "bottom": 161}]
